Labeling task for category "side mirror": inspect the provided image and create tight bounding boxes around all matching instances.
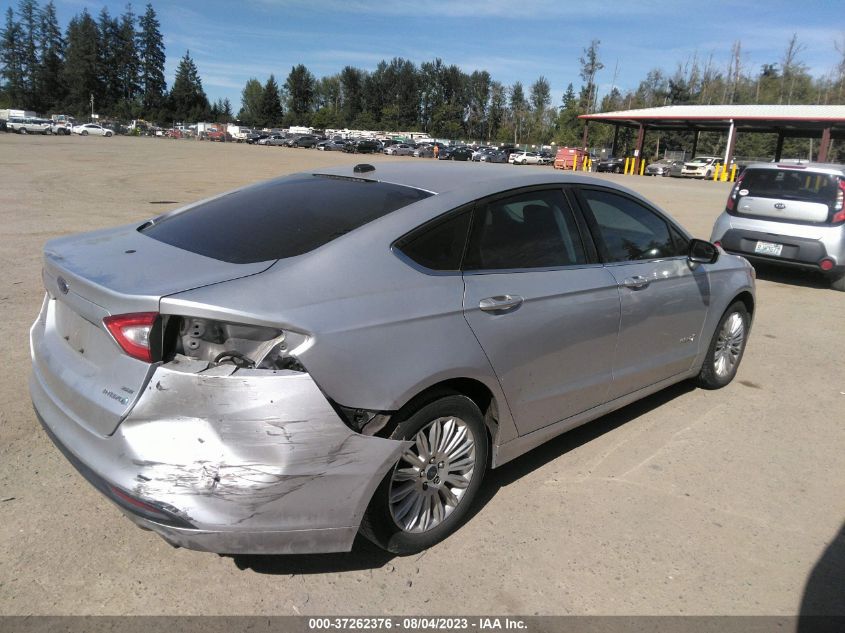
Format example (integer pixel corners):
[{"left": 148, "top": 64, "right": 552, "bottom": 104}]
[{"left": 688, "top": 238, "right": 719, "bottom": 264}]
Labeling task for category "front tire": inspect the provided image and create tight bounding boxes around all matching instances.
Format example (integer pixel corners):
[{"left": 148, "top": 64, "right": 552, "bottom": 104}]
[
  {"left": 81, "top": 130, "right": 88, "bottom": 136},
  {"left": 361, "top": 393, "right": 488, "bottom": 555},
  {"left": 695, "top": 301, "right": 749, "bottom": 389}
]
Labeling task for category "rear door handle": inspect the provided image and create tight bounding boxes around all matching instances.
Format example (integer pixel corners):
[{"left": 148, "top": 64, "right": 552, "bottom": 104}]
[
  {"left": 479, "top": 295, "right": 524, "bottom": 312},
  {"left": 621, "top": 275, "right": 650, "bottom": 290}
]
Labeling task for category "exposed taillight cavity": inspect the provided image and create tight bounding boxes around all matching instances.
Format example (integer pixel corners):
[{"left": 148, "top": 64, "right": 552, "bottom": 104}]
[
  {"left": 714, "top": 241, "right": 722, "bottom": 248},
  {"left": 103, "top": 312, "right": 159, "bottom": 362}
]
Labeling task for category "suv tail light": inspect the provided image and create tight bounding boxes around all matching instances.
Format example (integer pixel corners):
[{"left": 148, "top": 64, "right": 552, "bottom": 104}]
[
  {"left": 726, "top": 174, "right": 745, "bottom": 214},
  {"left": 832, "top": 179, "right": 845, "bottom": 224},
  {"left": 103, "top": 312, "right": 159, "bottom": 362}
]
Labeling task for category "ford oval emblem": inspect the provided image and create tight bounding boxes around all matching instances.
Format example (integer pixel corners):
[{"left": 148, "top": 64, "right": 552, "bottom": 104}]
[
  {"left": 57, "top": 276, "right": 69, "bottom": 295},
  {"left": 774, "top": 203, "right": 787, "bottom": 210}
]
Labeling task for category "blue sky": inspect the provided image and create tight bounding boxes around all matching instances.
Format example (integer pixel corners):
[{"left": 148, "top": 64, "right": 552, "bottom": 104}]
[{"left": 9, "top": 0, "right": 844, "bottom": 109}]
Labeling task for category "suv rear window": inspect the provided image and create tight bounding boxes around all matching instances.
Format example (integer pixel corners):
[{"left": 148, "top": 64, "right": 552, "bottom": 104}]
[
  {"left": 741, "top": 168, "right": 838, "bottom": 207},
  {"left": 140, "top": 174, "right": 432, "bottom": 263}
]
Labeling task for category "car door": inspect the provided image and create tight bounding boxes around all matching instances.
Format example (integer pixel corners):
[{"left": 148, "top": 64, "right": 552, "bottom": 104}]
[
  {"left": 461, "top": 187, "right": 621, "bottom": 436},
  {"left": 574, "top": 186, "right": 711, "bottom": 400}
]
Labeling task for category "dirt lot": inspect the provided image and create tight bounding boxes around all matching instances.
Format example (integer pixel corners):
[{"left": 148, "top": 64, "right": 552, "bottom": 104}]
[{"left": 1, "top": 134, "right": 843, "bottom": 616}]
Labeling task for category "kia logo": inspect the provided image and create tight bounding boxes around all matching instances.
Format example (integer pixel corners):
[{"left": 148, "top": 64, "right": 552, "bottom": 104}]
[
  {"left": 774, "top": 203, "right": 787, "bottom": 210},
  {"left": 57, "top": 276, "right": 69, "bottom": 295}
]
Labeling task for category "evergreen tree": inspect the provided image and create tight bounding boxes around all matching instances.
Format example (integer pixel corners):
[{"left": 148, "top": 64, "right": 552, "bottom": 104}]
[
  {"left": 36, "top": 1, "right": 65, "bottom": 112},
  {"left": 0, "top": 7, "right": 26, "bottom": 106},
  {"left": 63, "top": 10, "right": 100, "bottom": 117},
  {"left": 339, "top": 65, "right": 364, "bottom": 126},
  {"left": 221, "top": 97, "right": 233, "bottom": 119},
  {"left": 260, "top": 73, "right": 283, "bottom": 126},
  {"left": 97, "top": 7, "right": 120, "bottom": 113},
  {"left": 114, "top": 5, "right": 139, "bottom": 114},
  {"left": 238, "top": 77, "right": 263, "bottom": 127},
  {"left": 168, "top": 50, "right": 208, "bottom": 123},
  {"left": 17, "top": 0, "right": 39, "bottom": 106},
  {"left": 284, "top": 63, "right": 315, "bottom": 125},
  {"left": 137, "top": 3, "right": 165, "bottom": 116}
]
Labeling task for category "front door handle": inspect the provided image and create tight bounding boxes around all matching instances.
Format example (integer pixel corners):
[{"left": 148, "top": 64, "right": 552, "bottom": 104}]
[
  {"left": 479, "top": 295, "right": 524, "bottom": 312},
  {"left": 621, "top": 275, "right": 650, "bottom": 290}
]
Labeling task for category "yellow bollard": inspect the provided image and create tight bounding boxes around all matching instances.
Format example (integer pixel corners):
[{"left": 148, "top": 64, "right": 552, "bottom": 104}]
[
  {"left": 639, "top": 159, "right": 645, "bottom": 176},
  {"left": 729, "top": 164, "right": 737, "bottom": 182},
  {"left": 623, "top": 157, "right": 629, "bottom": 174},
  {"left": 712, "top": 165, "right": 720, "bottom": 181},
  {"left": 720, "top": 165, "right": 729, "bottom": 182}
]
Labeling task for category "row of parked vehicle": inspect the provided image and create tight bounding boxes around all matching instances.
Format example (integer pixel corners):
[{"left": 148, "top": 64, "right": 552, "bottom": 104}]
[
  {"left": 3, "top": 117, "right": 115, "bottom": 137},
  {"left": 597, "top": 155, "right": 732, "bottom": 178}
]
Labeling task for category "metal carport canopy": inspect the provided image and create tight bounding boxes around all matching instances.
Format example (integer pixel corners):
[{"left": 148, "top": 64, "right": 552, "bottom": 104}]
[{"left": 578, "top": 104, "right": 845, "bottom": 168}]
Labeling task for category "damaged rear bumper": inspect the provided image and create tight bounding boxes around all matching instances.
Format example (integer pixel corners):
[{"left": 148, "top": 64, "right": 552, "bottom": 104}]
[{"left": 30, "top": 357, "right": 406, "bottom": 555}]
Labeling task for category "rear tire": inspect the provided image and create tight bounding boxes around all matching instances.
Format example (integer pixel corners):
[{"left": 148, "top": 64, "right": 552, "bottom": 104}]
[
  {"left": 20, "top": 127, "right": 27, "bottom": 134},
  {"left": 695, "top": 301, "right": 749, "bottom": 389},
  {"left": 360, "top": 393, "right": 488, "bottom": 555}
]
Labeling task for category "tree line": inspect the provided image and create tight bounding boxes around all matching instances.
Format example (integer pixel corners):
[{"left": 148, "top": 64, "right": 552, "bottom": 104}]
[{"left": 3, "top": 1, "right": 845, "bottom": 159}]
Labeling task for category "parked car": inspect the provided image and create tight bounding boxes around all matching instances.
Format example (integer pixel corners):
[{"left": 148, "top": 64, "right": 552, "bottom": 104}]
[
  {"left": 711, "top": 161, "right": 845, "bottom": 291},
  {"left": 385, "top": 143, "right": 415, "bottom": 156},
  {"left": 49, "top": 121, "right": 73, "bottom": 135},
  {"left": 646, "top": 159, "right": 684, "bottom": 177},
  {"left": 10, "top": 117, "right": 53, "bottom": 134},
  {"left": 286, "top": 134, "right": 320, "bottom": 148},
  {"left": 245, "top": 132, "right": 268, "bottom": 144},
  {"left": 72, "top": 123, "right": 113, "bottom": 137},
  {"left": 681, "top": 156, "right": 724, "bottom": 179},
  {"left": 31, "top": 162, "right": 754, "bottom": 557},
  {"left": 259, "top": 133, "right": 284, "bottom": 146},
  {"left": 317, "top": 140, "right": 348, "bottom": 151},
  {"left": 413, "top": 145, "right": 434, "bottom": 158},
  {"left": 343, "top": 139, "right": 380, "bottom": 153},
  {"left": 440, "top": 146, "right": 473, "bottom": 161},
  {"left": 479, "top": 150, "right": 508, "bottom": 163},
  {"left": 510, "top": 151, "right": 549, "bottom": 165},
  {"left": 595, "top": 156, "right": 626, "bottom": 173}
]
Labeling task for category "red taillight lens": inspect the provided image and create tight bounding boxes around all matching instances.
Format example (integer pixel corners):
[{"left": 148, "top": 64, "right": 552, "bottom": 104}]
[
  {"left": 103, "top": 312, "right": 158, "bottom": 362},
  {"left": 820, "top": 259, "right": 835, "bottom": 271},
  {"left": 726, "top": 175, "right": 745, "bottom": 213}
]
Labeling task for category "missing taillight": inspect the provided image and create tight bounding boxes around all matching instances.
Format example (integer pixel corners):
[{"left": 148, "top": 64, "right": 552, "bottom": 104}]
[{"left": 167, "top": 316, "right": 308, "bottom": 371}]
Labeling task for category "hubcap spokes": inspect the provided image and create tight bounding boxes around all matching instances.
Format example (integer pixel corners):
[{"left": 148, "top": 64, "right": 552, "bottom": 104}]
[
  {"left": 389, "top": 416, "right": 476, "bottom": 533},
  {"left": 713, "top": 312, "right": 745, "bottom": 378}
]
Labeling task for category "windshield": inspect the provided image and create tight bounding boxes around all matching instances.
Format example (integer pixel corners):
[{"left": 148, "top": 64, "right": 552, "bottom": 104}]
[{"left": 141, "top": 174, "right": 432, "bottom": 263}]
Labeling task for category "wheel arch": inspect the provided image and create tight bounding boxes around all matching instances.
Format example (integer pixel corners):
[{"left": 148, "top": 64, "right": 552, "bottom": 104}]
[{"left": 380, "top": 377, "right": 501, "bottom": 455}]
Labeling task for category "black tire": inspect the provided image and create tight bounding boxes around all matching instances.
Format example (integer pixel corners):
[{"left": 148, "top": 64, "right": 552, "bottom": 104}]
[
  {"left": 613, "top": 165, "right": 621, "bottom": 173},
  {"left": 360, "top": 393, "right": 488, "bottom": 555},
  {"left": 81, "top": 130, "right": 88, "bottom": 136},
  {"left": 830, "top": 271, "right": 845, "bottom": 292},
  {"left": 695, "top": 301, "right": 749, "bottom": 389},
  {"left": 105, "top": 131, "right": 112, "bottom": 137},
  {"left": 20, "top": 127, "right": 27, "bottom": 134},
  {"left": 45, "top": 128, "right": 52, "bottom": 135}
]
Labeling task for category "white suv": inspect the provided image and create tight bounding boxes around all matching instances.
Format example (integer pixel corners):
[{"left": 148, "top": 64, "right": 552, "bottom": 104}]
[{"left": 710, "top": 162, "right": 845, "bottom": 291}]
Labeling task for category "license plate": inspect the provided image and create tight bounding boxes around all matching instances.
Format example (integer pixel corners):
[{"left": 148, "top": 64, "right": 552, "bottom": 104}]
[{"left": 754, "top": 240, "right": 783, "bottom": 256}]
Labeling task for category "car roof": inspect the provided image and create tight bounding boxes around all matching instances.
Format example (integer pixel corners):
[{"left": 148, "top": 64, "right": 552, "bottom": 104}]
[
  {"left": 312, "top": 162, "right": 644, "bottom": 197},
  {"left": 743, "top": 161, "right": 845, "bottom": 175}
]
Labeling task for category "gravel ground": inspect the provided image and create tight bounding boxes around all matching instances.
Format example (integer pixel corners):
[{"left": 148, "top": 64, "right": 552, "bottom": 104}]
[{"left": 0, "top": 134, "right": 843, "bottom": 616}]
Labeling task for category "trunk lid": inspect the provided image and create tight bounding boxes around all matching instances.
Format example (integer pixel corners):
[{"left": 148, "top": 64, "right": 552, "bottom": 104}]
[{"left": 33, "top": 223, "right": 273, "bottom": 436}]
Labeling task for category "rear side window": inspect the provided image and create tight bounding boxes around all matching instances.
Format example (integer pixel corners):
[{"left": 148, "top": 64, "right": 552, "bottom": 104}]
[
  {"left": 140, "top": 174, "right": 431, "bottom": 264},
  {"left": 581, "top": 189, "right": 685, "bottom": 262},
  {"left": 464, "top": 189, "right": 587, "bottom": 270},
  {"left": 741, "top": 168, "right": 838, "bottom": 207},
  {"left": 396, "top": 211, "right": 471, "bottom": 271}
]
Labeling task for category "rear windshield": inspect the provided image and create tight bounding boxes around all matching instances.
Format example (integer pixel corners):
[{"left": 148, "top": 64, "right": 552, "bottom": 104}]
[
  {"left": 140, "top": 174, "right": 432, "bottom": 263},
  {"left": 741, "top": 168, "right": 839, "bottom": 206}
]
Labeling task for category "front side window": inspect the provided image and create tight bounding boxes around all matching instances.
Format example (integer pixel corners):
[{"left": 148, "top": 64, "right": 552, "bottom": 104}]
[
  {"left": 464, "top": 190, "right": 587, "bottom": 270},
  {"left": 580, "top": 189, "right": 684, "bottom": 262}
]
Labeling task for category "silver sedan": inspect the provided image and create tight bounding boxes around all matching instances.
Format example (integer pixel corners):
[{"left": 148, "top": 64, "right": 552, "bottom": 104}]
[{"left": 31, "top": 163, "right": 755, "bottom": 555}]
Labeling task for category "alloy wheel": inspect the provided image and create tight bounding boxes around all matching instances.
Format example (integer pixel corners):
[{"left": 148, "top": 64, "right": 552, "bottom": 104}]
[
  {"left": 714, "top": 312, "right": 745, "bottom": 378},
  {"left": 389, "top": 416, "right": 477, "bottom": 533}
]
